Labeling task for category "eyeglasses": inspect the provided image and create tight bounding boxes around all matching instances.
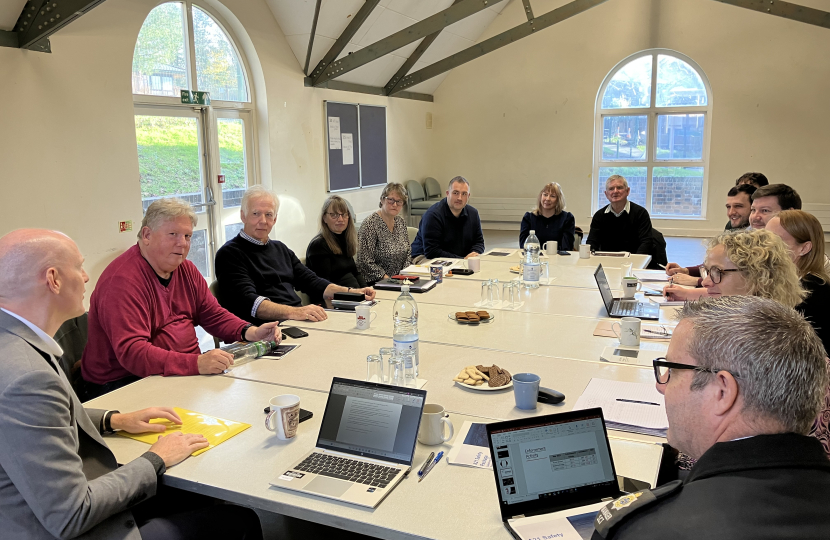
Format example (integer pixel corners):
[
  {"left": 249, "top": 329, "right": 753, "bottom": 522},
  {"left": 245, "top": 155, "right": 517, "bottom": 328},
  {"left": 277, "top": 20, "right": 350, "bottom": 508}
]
[
  {"left": 699, "top": 265, "right": 740, "bottom": 284},
  {"left": 326, "top": 212, "right": 349, "bottom": 220},
  {"left": 384, "top": 197, "right": 404, "bottom": 206},
  {"left": 652, "top": 357, "right": 741, "bottom": 385}
]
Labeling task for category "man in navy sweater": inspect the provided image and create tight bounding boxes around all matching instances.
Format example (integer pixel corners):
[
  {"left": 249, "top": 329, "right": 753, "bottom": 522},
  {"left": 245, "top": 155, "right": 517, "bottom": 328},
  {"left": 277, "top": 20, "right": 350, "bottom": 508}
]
[
  {"left": 586, "top": 175, "right": 652, "bottom": 255},
  {"left": 215, "top": 186, "right": 375, "bottom": 324},
  {"left": 411, "top": 176, "right": 485, "bottom": 260}
]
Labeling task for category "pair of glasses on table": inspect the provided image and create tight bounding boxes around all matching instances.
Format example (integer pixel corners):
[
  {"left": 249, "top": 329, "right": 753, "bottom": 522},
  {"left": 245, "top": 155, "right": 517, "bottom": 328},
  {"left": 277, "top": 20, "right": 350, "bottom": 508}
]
[{"left": 652, "top": 358, "right": 741, "bottom": 384}]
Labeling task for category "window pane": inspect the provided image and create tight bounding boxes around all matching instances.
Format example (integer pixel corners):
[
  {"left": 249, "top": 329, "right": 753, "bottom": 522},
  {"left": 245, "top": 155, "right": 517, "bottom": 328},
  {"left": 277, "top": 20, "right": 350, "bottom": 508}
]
[
  {"left": 656, "top": 55, "right": 707, "bottom": 107},
  {"left": 651, "top": 167, "right": 704, "bottom": 217},
  {"left": 224, "top": 222, "right": 243, "bottom": 240},
  {"left": 135, "top": 115, "right": 203, "bottom": 210},
  {"left": 218, "top": 118, "right": 247, "bottom": 208},
  {"left": 656, "top": 114, "right": 704, "bottom": 160},
  {"left": 187, "top": 229, "right": 209, "bottom": 278},
  {"left": 597, "top": 167, "right": 647, "bottom": 210},
  {"left": 601, "top": 116, "right": 648, "bottom": 161},
  {"left": 193, "top": 7, "right": 248, "bottom": 102},
  {"left": 132, "top": 3, "right": 188, "bottom": 97},
  {"left": 601, "top": 55, "right": 652, "bottom": 109}
]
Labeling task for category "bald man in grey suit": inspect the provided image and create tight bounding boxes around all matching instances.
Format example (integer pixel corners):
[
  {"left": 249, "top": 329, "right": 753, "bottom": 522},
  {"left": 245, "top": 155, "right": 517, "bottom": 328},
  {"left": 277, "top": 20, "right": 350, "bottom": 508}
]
[{"left": 0, "top": 230, "right": 261, "bottom": 539}]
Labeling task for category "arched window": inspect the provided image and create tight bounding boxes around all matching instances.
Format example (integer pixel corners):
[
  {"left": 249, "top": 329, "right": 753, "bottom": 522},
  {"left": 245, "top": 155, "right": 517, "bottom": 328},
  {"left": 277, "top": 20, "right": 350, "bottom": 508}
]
[
  {"left": 131, "top": 2, "right": 256, "bottom": 279},
  {"left": 593, "top": 50, "right": 711, "bottom": 218}
]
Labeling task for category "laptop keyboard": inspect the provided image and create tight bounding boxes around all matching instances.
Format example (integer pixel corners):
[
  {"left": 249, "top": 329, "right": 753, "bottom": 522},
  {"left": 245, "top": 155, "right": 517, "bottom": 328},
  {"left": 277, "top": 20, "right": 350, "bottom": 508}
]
[
  {"left": 614, "top": 300, "right": 644, "bottom": 316},
  {"left": 293, "top": 453, "right": 400, "bottom": 488}
]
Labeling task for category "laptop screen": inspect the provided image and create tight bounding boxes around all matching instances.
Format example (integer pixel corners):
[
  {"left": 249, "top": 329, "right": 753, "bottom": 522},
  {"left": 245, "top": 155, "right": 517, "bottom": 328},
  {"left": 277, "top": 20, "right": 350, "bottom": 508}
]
[
  {"left": 487, "top": 409, "right": 618, "bottom": 518},
  {"left": 316, "top": 378, "right": 426, "bottom": 465},
  {"left": 593, "top": 264, "right": 614, "bottom": 312}
]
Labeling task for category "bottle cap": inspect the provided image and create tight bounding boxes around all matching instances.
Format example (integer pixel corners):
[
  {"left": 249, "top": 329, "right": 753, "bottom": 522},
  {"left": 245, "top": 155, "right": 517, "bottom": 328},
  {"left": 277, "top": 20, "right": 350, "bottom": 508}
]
[
  {"left": 401, "top": 285, "right": 410, "bottom": 293},
  {"left": 529, "top": 230, "right": 535, "bottom": 235}
]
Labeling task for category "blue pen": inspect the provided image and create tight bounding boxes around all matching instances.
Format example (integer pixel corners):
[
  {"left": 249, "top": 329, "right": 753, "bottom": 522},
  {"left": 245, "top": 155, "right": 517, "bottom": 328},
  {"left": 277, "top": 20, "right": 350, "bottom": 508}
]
[{"left": 418, "top": 451, "right": 443, "bottom": 483}]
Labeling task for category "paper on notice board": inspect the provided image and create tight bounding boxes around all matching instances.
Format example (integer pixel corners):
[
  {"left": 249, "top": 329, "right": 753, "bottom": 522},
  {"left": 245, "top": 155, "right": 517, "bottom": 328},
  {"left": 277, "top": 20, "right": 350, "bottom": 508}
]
[
  {"left": 342, "top": 133, "right": 354, "bottom": 165},
  {"left": 328, "top": 117, "right": 341, "bottom": 149}
]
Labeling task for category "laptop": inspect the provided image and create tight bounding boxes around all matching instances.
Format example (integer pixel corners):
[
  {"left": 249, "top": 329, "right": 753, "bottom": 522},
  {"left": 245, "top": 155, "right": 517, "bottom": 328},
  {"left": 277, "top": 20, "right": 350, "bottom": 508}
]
[
  {"left": 270, "top": 377, "right": 426, "bottom": 508},
  {"left": 593, "top": 264, "right": 659, "bottom": 320},
  {"left": 373, "top": 277, "right": 438, "bottom": 293},
  {"left": 485, "top": 409, "right": 637, "bottom": 539}
]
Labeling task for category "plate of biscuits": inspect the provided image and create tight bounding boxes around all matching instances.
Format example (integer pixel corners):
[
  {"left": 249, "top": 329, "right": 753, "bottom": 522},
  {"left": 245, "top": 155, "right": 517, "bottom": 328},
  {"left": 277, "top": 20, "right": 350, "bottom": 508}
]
[
  {"left": 453, "top": 364, "right": 512, "bottom": 391},
  {"left": 449, "top": 310, "right": 494, "bottom": 324}
]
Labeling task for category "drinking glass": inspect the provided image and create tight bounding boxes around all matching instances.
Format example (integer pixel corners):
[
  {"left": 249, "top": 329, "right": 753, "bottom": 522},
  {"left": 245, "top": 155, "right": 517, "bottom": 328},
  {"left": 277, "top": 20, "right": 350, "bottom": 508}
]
[
  {"left": 366, "top": 354, "right": 383, "bottom": 383},
  {"left": 388, "top": 357, "right": 406, "bottom": 386}
]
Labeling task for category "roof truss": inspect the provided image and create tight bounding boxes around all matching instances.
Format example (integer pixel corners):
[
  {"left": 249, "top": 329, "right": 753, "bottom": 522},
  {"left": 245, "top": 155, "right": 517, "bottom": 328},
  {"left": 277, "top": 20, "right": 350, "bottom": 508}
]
[{"left": 1, "top": 0, "right": 108, "bottom": 53}]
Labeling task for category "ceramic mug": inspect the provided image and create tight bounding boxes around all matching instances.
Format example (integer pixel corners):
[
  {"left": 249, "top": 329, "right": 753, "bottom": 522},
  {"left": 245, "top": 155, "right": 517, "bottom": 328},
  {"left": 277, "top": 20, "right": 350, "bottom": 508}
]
[
  {"left": 355, "top": 305, "right": 377, "bottom": 330},
  {"left": 612, "top": 317, "right": 642, "bottom": 347},
  {"left": 579, "top": 244, "right": 591, "bottom": 259},
  {"left": 544, "top": 241, "right": 558, "bottom": 255},
  {"left": 622, "top": 277, "right": 641, "bottom": 299},
  {"left": 265, "top": 394, "right": 300, "bottom": 440},
  {"left": 467, "top": 258, "right": 481, "bottom": 272},
  {"left": 417, "top": 404, "right": 454, "bottom": 445},
  {"left": 513, "top": 373, "right": 541, "bottom": 410}
]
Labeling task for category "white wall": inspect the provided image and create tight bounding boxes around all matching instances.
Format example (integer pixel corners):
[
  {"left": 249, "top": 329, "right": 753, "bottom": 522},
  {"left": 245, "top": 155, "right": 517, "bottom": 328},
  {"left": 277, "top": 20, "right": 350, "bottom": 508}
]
[
  {"left": 430, "top": 0, "right": 830, "bottom": 236},
  {"left": 0, "top": 0, "right": 435, "bottom": 297}
]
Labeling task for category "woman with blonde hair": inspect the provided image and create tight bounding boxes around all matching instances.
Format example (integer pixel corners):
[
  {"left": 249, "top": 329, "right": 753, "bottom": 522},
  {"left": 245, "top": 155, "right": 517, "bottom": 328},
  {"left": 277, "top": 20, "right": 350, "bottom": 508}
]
[
  {"left": 305, "top": 195, "right": 365, "bottom": 304},
  {"left": 357, "top": 183, "right": 412, "bottom": 285},
  {"left": 519, "top": 182, "right": 575, "bottom": 251}
]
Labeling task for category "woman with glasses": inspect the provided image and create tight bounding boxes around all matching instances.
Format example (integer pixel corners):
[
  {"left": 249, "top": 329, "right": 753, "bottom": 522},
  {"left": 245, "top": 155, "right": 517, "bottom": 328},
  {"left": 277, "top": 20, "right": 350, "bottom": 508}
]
[
  {"left": 357, "top": 183, "right": 412, "bottom": 285},
  {"left": 305, "top": 195, "right": 365, "bottom": 304},
  {"left": 518, "top": 182, "right": 575, "bottom": 251}
]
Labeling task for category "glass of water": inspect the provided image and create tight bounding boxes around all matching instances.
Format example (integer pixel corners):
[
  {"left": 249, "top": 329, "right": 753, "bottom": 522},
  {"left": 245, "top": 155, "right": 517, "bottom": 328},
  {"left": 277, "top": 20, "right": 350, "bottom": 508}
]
[{"left": 366, "top": 354, "right": 383, "bottom": 383}]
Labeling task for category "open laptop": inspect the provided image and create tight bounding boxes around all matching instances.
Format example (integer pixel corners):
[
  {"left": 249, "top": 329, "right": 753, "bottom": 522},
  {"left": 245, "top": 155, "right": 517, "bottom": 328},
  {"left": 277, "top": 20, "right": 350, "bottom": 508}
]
[
  {"left": 594, "top": 264, "right": 659, "bottom": 320},
  {"left": 486, "top": 409, "right": 638, "bottom": 539},
  {"left": 270, "top": 377, "right": 426, "bottom": 508}
]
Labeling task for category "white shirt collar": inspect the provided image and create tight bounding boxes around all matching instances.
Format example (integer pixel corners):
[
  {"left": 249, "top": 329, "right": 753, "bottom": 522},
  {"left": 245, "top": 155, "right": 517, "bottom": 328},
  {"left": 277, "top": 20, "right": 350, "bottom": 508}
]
[
  {"left": 605, "top": 200, "right": 631, "bottom": 217},
  {"left": 239, "top": 230, "right": 267, "bottom": 246},
  {"left": 1, "top": 308, "right": 64, "bottom": 357}
]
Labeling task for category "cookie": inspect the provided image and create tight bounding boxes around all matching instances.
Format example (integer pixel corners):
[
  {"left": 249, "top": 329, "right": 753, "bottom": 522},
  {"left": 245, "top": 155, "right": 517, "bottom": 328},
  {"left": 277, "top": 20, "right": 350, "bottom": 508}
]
[
  {"left": 456, "top": 312, "right": 469, "bottom": 320},
  {"left": 489, "top": 372, "right": 510, "bottom": 387},
  {"left": 476, "top": 311, "right": 490, "bottom": 320}
]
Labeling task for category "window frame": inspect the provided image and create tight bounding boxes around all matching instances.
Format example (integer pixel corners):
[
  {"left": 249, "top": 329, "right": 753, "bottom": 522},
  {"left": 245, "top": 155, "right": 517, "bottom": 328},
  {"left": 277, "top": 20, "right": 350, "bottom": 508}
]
[{"left": 592, "top": 49, "right": 713, "bottom": 220}]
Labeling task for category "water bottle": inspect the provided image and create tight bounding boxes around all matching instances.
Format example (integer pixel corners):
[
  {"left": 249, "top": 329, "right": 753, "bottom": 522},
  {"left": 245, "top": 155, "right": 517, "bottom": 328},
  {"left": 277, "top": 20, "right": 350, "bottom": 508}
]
[
  {"left": 523, "top": 229, "right": 542, "bottom": 289},
  {"left": 220, "top": 340, "right": 276, "bottom": 361},
  {"left": 393, "top": 285, "right": 419, "bottom": 378}
]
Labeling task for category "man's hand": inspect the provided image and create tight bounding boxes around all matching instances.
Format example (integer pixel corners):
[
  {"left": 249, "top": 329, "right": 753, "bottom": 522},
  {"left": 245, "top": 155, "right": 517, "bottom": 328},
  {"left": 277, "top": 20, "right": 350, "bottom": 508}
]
[
  {"left": 110, "top": 407, "right": 182, "bottom": 434},
  {"left": 670, "top": 274, "right": 700, "bottom": 287},
  {"left": 357, "top": 287, "right": 376, "bottom": 301},
  {"left": 464, "top": 252, "right": 480, "bottom": 259},
  {"left": 149, "top": 432, "right": 210, "bottom": 468},
  {"left": 289, "top": 304, "right": 327, "bottom": 322},
  {"left": 245, "top": 321, "right": 281, "bottom": 343},
  {"left": 665, "top": 262, "right": 689, "bottom": 276},
  {"left": 663, "top": 285, "right": 709, "bottom": 301},
  {"left": 197, "top": 349, "right": 233, "bottom": 374}
]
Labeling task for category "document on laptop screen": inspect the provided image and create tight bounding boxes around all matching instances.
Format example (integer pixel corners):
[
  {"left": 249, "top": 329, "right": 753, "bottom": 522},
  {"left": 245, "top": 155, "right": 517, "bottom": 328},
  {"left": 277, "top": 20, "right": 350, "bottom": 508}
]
[{"left": 335, "top": 396, "right": 402, "bottom": 452}]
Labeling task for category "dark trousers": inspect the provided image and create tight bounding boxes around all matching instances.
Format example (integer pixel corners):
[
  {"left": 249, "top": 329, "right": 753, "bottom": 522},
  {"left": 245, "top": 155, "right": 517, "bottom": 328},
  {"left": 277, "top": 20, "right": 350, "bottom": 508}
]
[{"left": 82, "top": 374, "right": 141, "bottom": 401}]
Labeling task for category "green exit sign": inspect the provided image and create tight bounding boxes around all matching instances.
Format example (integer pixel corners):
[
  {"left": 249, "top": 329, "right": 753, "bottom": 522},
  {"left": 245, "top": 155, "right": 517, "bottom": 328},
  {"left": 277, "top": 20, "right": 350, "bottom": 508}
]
[{"left": 181, "top": 90, "right": 211, "bottom": 105}]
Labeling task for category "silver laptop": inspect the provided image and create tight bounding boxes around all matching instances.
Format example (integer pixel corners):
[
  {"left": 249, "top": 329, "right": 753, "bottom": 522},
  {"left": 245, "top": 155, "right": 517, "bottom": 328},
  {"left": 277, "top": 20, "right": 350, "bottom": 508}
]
[
  {"left": 270, "top": 377, "right": 426, "bottom": 508},
  {"left": 593, "top": 264, "right": 659, "bottom": 320}
]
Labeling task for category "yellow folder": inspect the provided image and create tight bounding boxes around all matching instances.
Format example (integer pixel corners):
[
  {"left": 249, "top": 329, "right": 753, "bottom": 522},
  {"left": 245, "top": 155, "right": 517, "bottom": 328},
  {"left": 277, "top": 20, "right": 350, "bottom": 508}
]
[{"left": 118, "top": 407, "right": 251, "bottom": 456}]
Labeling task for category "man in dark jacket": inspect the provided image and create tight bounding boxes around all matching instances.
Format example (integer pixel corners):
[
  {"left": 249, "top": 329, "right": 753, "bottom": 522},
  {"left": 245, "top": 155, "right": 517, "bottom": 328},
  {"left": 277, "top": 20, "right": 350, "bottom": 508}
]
[
  {"left": 593, "top": 296, "right": 830, "bottom": 540},
  {"left": 411, "top": 176, "right": 485, "bottom": 260},
  {"left": 586, "top": 175, "right": 652, "bottom": 254}
]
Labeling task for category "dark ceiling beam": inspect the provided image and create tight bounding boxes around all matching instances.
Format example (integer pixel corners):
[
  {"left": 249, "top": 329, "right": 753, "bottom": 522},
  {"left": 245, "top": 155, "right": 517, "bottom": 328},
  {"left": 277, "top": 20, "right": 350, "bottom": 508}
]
[
  {"left": 303, "top": 0, "right": 322, "bottom": 76},
  {"left": 710, "top": 0, "right": 830, "bottom": 29},
  {"left": 308, "top": 0, "right": 381, "bottom": 82},
  {"left": 390, "top": 0, "right": 608, "bottom": 95},
  {"left": 521, "top": 0, "right": 534, "bottom": 21},
  {"left": 304, "top": 77, "right": 433, "bottom": 102},
  {"left": 0, "top": 30, "right": 19, "bottom": 48},
  {"left": 313, "top": 0, "right": 505, "bottom": 87},
  {"left": 6, "top": 0, "right": 107, "bottom": 52},
  {"left": 383, "top": 0, "right": 464, "bottom": 96}
]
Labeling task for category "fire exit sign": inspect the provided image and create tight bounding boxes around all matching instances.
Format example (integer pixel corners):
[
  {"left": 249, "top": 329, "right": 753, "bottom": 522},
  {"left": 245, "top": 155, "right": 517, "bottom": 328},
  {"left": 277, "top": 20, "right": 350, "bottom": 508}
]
[{"left": 181, "top": 90, "right": 211, "bottom": 105}]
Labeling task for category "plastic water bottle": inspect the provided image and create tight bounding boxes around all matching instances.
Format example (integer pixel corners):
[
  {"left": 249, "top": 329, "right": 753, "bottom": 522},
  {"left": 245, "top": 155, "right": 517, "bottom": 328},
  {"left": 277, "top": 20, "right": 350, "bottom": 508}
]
[
  {"left": 393, "top": 285, "right": 419, "bottom": 378},
  {"left": 523, "top": 229, "right": 542, "bottom": 289},
  {"left": 220, "top": 340, "right": 277, "bottom": 361}
]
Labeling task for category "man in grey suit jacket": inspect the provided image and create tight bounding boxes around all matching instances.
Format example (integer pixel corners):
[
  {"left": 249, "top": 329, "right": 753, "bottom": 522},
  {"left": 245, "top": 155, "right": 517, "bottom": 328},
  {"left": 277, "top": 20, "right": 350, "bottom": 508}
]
[{"left": 0, "top": 229, "right": 262, "bottom": 539}]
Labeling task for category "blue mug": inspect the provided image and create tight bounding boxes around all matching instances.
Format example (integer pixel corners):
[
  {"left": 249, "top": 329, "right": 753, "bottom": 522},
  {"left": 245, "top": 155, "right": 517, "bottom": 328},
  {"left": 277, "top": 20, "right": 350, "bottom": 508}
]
[{"left": 513, "top": 373, "right": 541, "bottom": 410}]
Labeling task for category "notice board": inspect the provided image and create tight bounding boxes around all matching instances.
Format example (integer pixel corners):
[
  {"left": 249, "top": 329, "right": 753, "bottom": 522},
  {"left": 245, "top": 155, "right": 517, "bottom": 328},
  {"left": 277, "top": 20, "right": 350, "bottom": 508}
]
[{"left": 325, "top": 101, "right": 387, "bottom": 192}]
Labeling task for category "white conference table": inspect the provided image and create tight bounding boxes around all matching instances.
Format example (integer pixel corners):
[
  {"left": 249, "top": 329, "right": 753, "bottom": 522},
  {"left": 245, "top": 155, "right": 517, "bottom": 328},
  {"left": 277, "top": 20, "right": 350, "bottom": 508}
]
[{"left": 88, "top": 376, "right": 664, "bottom": 540}]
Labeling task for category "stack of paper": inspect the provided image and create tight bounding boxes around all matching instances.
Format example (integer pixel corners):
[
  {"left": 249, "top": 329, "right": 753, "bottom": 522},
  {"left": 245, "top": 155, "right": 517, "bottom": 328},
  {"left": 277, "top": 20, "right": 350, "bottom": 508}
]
[
  {"left": 649, "top": 296, "right": 686, "bottom": 307},
  {"left": 573, "top": 379, "right": 668, "bottom": 438},
  {"left": 447, "top": 422, "right": 492, "bottom": 469},
  {"left": 632, "top": 270, "right": 670, "bottom": 282}
]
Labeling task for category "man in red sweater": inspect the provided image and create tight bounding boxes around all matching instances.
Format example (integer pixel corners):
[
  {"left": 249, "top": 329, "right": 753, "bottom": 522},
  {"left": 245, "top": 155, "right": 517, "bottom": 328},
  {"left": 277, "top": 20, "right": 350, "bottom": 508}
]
[{"left": 82, "top": 199, "right": 280, "bottom": 399}]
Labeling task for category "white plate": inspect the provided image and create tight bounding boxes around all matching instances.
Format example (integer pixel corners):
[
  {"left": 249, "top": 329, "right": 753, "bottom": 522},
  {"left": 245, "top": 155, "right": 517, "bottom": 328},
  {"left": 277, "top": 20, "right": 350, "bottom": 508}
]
[
  {"left": 448, "top": 312, "right": 496, "bottom": 324},
  {"left": 454, "top": 380, "right": 513, "bottom": 391}
]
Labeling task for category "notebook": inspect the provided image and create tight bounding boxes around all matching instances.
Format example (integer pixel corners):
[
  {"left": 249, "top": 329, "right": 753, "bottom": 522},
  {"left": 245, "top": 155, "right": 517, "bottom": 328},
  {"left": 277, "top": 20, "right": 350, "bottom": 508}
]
[
  {"left": 593, "top": 264, "right": 659, "bottom": 320},
  {"left": 373, "top": 278, "right": 438, "bottom": 293},
  {"left": 270, "top": 378, "right": 426, "bottom": 508}
]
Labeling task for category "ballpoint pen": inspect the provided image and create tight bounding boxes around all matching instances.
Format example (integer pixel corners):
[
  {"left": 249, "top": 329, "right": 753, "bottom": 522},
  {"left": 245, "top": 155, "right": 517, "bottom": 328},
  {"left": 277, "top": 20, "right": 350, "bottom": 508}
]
[
  {"left": 418, "top": 451, "right": 443, "bottom": 483},
  {"left": 417, "top": 452, "right": 435, "bottom": 477}
]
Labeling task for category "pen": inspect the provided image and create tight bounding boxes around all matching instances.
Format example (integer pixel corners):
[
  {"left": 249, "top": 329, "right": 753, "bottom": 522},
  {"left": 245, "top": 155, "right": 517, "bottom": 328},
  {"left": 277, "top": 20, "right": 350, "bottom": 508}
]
[
  {"left": 616, "top": 398, "right": 660, "bottom": 406},
  {"left": 642, "top": 327, "right": 670, "bottom": 335},
  {"left": 418, "top": 452, "right": 435, "bottom": 477},
  {"left": 658, "top": 263, "right": 667, "bottom": 270},
  {"left": 418, "top": 451, "right": 443, "bottom": 483}
]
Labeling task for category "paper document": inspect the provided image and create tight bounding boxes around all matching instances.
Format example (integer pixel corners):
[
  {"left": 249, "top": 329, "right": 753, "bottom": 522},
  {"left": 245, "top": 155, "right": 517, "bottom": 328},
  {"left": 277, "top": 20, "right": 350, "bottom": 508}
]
[
  {"left": 632, "top": 270, "right": 669, "bottom": 282},
  {"left": 341, "top": 133, "right": 353, "bottom": 165},
  {"left": 649, "top": 296, "right": 686, "bottom": 307},
  {"left": 485, "top": 249, "right": 517, "bottom": 257},
  {"left": 594, "top": 251, "right": 630, "bottom": 257},
  {"left": 447, "top": 421, "right": 492, "bottom": 469},
  {"left": 328, "top": 117, "right": 341, "bottom": 149},
  {"left": 573, "top": 379, "right": 668, "bottom": 437},
  {"left": 508, "top": 504, "right": 606, "bottom": 540},
  {"left": 593, "top": 321, "right": 674, "bottom": 340},
  {"left": 118, "top": 407, "right": 251, "bottom": 456}
]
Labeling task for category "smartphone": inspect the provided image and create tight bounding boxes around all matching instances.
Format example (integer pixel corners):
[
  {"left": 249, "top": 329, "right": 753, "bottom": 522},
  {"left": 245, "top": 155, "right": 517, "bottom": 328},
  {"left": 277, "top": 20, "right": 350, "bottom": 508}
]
[
  {"left": 282, "top": 327, "right": 309, "bottom": 339},
  {"left": 333, "top": 292, "right": 365, "bottom": 302},
  {"left": 452, "top": 268, "right": 475, "bottom": 275},
  {"left": 264, "top": 406, "right": 313, "bottom": 423},
  {"left": 557, "top": 250, "right": 571, "bottom": 256}
]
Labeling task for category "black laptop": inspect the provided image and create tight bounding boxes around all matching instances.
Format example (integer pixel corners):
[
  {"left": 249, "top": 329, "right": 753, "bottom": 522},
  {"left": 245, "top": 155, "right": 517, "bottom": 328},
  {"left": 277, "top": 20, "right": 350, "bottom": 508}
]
[{"left": 593, "top": 264, "right": 659, "bottom": 320}]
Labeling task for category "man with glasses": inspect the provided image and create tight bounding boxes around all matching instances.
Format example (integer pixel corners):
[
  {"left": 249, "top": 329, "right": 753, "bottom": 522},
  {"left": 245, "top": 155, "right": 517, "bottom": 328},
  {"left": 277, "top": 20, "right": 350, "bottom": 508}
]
[
  {"left": 215, "top": 186, "right": 375, "bottom": 324},
  {"left": 586, "top": 175, "right": 653, "bottom": 255},
  {"left": 411, "top": 176, "right": 485, "bottom": 260},
  {"left": 593, "top": 296, "right": 830, "bottom": 539}
]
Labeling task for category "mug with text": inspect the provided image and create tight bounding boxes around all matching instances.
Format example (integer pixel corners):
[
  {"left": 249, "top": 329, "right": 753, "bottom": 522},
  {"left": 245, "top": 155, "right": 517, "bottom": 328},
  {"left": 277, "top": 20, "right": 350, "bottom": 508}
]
[
  {"left": 355, "top": 304, "right": 377, "bottom": 330},
  {"left": 417, "top": 404, "right": 454, "bottom": 445},
  {"left": 265, "top": 394, "right": 300, "bottom": 440},
  {"left": 622, "top": 277, "right": 641, "bottom": 299},
  {"left": 612, "top": 317, "right": 642, "bottom": 347}
]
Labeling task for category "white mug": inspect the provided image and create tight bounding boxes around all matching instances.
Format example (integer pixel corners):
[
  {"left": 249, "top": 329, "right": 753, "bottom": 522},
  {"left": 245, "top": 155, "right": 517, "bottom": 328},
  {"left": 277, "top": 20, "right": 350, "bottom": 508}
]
[
  {"left": 612, "top": 317, "right": 642, "bottom": 347},
  {"left": 622, "top": 277, "right": 641, "bottom": 299},
  {"left": 467, "top": 257, "right": 481, "bottom": 272},
  {"left": 417, "top": 404, "right": 454, "bottom": 445},
  {"left": 579, "top": 244, "right": 591, "bottom": 259},
  {"left": 544, "top": 241, "right": 557, "bottom": 255},
  {"left": 265, "top": 394, "right": 300, "bottom": 440},
  {"left": 355, "top": 305, "right": 377, "bottom": 330}
]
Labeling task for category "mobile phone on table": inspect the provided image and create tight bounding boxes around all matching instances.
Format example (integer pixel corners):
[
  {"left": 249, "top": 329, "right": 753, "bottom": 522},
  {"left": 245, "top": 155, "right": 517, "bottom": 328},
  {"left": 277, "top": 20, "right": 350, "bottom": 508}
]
[
  {"left": 282, "top": 327, "right": 309, "bottom": 339},
  {"left": 333, "top": 292, "right": 365, "bottom": 302},
  {"left": 264, "top": 406, "right": 313, "bottom": 423},
  {"left": 451, "top": 268, "right": 475, "bottom": 275}
]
